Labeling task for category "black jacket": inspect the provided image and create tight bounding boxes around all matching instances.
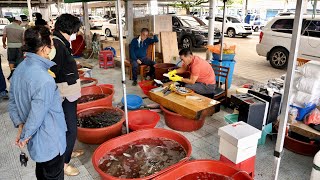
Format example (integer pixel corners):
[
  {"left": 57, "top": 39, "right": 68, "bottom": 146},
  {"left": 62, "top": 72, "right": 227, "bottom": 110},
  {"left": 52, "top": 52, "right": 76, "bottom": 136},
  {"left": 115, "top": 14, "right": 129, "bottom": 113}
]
[{"left": 50, "top": 31, "right": 79, "bottom": 85}]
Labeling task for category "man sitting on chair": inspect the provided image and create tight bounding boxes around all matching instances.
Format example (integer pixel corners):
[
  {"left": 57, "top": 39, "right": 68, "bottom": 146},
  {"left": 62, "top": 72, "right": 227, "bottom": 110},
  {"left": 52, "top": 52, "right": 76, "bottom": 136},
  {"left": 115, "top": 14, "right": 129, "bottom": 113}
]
[
  {"left": 130, "top": 28, "right": 158, "bottom": 86},
  {"left": 168, "top": 48, "right": 216, "bottom": 95}
]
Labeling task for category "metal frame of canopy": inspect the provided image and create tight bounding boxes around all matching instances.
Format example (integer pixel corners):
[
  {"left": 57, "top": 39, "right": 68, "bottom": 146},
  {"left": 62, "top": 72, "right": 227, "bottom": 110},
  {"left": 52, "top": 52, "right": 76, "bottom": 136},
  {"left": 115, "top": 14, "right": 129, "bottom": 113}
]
[{"left": 62, "top": 1, "right": 310, "bottom": 178}]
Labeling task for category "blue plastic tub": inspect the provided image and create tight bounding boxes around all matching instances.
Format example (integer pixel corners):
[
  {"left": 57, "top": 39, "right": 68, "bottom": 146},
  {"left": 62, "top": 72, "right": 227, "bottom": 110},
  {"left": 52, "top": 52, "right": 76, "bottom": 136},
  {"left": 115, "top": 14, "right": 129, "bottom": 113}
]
[
  {"left": 121, "top": 94, "right": 143, "bottom": 110},
  {"left": 212, "top": 53, "right": 235, "bottom": 61},
  {"left": 211, "top": 60, "right": 236, "bottom": 89},
  {"left": 290, "top": 104, "right": 317, "bottom": 121}
]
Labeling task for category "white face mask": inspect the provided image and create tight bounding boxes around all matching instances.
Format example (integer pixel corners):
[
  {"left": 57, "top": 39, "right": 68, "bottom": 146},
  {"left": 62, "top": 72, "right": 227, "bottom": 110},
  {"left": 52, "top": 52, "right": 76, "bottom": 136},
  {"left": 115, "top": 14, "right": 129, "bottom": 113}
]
[
  {"left": 70, "top": 33, "right": 77, "bottom": 42},
  {"left": 48, "top": 47, "right": 56, "bottom": 60}
]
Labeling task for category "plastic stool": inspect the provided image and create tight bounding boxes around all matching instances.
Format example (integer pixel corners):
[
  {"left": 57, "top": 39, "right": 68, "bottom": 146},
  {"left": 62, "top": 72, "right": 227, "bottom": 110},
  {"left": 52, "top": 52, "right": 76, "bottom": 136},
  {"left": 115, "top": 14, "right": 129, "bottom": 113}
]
[
  {"left": 99, "top": 50, "right": 115, "bottom": 69},
  {"left": 220, "top": 155, "right": 255, "bottom": 178}
]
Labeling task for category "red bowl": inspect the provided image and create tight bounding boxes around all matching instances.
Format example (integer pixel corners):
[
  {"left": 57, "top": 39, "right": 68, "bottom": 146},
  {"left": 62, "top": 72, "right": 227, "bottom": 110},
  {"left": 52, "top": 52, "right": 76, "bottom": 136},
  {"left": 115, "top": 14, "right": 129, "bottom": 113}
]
[
  {"left": 128, "top": 110, "right": 160, "bottom": 131},
  {"left": 161, "top": 106, "right": 205, "bottom": 132},
  {"left": 77, "top": 106, "right": 125, "bottom": 144},
  {"left": 92, "top": 128, "right": 192, "bottom": 180},
  {"left": 154, "top": 160, "right": 252, "bottom": 180},
  {"left": 80, "top": 77, "right": 98, "bottom": 87},
  {"left": 77, "top": 85, "right": 114, "bottom": 111},
  {"left": 138, "top": 81, "right": 157, "bottom": 96},
  {"left": 98, "top": 84, "right": 114, "bottom": 89}
]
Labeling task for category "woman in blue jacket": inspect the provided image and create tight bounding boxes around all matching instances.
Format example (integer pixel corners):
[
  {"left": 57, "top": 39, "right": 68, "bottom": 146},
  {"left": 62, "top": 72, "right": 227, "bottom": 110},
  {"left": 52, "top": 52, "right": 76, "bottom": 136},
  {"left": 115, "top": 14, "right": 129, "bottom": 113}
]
[{"left": 8, "top": 26, "right": 67, "bottom": 180}]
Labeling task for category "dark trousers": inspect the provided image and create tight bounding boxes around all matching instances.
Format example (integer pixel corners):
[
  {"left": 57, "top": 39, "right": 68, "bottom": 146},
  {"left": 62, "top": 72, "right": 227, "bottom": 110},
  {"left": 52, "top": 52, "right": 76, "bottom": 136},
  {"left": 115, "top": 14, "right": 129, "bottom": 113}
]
[
  {"left": 131, "top": 57, "right": 155, "bottom": 81},
  {"left": 36, "top": 154, "right": 64, "bottom": 180},
  {"left": 0, "top": 56, "right": 6, "bottom": 92},
  {"left": 62, "top": 99, "right": 78, "bottom": 164},
  {"left": 185, "top": 83, "right": 216, "bottom": 95}
]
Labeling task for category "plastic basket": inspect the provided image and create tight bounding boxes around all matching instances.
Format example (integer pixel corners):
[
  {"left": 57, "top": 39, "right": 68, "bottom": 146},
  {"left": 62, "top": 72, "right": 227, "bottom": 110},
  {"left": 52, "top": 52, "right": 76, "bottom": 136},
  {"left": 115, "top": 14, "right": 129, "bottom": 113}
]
[
  {"left": 224, "top": 114, "right": 239, "bottom": 124},
  {"left": 212, "top": 53, "right": 235, "bottom": 61}
]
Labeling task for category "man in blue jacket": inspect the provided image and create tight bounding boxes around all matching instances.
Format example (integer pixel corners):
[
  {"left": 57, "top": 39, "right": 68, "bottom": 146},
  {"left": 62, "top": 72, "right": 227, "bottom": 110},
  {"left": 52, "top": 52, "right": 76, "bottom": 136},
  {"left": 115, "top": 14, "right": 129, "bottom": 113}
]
[{"left": 130, "top": 28, "right": 158, "bottom": 86}]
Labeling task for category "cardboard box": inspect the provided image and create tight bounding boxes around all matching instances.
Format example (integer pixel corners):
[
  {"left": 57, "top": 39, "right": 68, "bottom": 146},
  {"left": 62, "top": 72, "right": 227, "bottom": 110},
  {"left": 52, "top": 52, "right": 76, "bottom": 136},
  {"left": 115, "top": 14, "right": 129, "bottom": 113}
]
[
  {"left": 133, "top": 15, "right": 172, "bottom": 36},
  {"left": 219, "top": 137, "right": 257, "bottom": 164},
  {"left": 218, "top": 121, "right": 261, "bottom": 149}
]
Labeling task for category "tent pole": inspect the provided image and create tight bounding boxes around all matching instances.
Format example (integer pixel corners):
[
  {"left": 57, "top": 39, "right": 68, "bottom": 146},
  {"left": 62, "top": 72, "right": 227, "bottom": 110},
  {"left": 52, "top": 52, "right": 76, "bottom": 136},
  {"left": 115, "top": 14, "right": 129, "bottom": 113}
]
[
  {"left": 206, "top": 0, "right": 216, "bottom": 60},
  {"left": 218, "top": 0, "right": 227, "bottom": 84},
  {"left": 272, "top": 0, "right": 304, "bottom": 179},
  {"left": 116, "top": 0, "right": 129, "bottom": 134},
  {"left": 27, "top": 0, "right": 33, "bottom": 23}
]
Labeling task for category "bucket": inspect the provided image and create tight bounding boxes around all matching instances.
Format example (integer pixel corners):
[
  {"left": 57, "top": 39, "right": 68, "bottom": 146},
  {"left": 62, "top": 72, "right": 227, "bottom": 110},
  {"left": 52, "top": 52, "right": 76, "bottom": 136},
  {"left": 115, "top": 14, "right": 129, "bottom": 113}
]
[
  {"left": 121, "top": 94, "right": 143, "bottom": 110},
  {"left": 128, "top": 110, "right": 160, "bottom": 131},
  {"left": 80, "top": 77, "right": 98, "bottom": 88},
  {"left": 154, "top": 160, "right": 252, "bottom": 180},
  {"left": 92, "top": 128, "right": 192, "bottom": 180},
  {"left": 161, "top": 106, "right": 205, "bottom": 132},
  {"left": 154, "top": 63, "right": 176, "bottom": 80},
  {"left": 138, "top": 81, "right": 157, "bottom": 96},
  {"left": 77, "top": 106, "right": 125, "bottom": 144},
  {"left": 78, "top": 85, "right": 114, "bottom": 111},
  {"left": 98, "top": 84, "right": 114, "bottom": 89}
]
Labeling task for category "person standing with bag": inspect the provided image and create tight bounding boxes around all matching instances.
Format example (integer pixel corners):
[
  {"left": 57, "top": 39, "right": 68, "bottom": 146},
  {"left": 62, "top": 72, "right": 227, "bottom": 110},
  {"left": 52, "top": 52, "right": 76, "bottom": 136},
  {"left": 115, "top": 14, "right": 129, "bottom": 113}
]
[{"left": 50, "top": 14, "right": 83, "bottom": 176}]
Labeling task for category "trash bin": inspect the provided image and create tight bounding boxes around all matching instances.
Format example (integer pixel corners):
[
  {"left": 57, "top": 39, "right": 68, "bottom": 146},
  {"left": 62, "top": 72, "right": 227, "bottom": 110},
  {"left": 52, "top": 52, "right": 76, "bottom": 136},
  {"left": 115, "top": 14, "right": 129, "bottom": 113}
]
[{"left": 211, "top": 60, "right": 236, "bottom": 89}]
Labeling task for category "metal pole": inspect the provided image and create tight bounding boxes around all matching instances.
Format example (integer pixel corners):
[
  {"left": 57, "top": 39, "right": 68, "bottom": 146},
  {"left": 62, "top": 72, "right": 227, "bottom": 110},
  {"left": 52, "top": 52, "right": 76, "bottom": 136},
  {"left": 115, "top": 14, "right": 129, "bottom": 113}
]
[
  {"left": 272, "top": 0, "right": 304, "bottom": 179},
  {"left": 206, "top": 0, "right": 216, "bottom": 60},
  {"left": 83, "top": 2, "right": 91, "bottom": 49},
  {"left": 116, "top": 0, "right": 129, "bottom": 134},
  {"left": 27, "top": 0, "right": 33, "bottom": 23},
  {"left": 219, "top": 0, "right": 227, "bottom": 66}
]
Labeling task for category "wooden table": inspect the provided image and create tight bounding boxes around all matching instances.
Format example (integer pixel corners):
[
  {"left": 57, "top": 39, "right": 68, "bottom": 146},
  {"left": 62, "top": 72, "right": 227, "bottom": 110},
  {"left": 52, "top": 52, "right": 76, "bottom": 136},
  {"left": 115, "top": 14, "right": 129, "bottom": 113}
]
[{"left": 149, "top": 90, "right": 220, "bottom": 120}]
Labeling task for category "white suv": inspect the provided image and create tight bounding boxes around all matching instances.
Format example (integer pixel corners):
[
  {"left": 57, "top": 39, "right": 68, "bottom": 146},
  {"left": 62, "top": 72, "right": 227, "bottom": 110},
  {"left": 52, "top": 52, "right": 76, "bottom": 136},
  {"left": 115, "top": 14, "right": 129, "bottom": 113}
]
[
  {"left": 214, "top": 16, "right": 253, "bottom": 38},
  {"left": 256, "top": 15, "right": 320, "bottom": 69}
]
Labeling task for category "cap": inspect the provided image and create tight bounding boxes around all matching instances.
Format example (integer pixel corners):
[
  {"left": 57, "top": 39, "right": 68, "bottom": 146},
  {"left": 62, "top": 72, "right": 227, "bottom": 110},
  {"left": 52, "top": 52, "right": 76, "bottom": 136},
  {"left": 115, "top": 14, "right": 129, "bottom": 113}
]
[{"left": 14, "top": 16, "right": 22, "bottom": 22}]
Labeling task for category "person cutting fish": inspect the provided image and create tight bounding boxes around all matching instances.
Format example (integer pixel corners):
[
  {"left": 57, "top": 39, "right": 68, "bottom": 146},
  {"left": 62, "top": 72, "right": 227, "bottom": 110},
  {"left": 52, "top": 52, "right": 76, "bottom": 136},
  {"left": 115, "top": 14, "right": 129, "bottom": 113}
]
[{"left": 168, "top": 48, "right": 216, "bottom": 96}]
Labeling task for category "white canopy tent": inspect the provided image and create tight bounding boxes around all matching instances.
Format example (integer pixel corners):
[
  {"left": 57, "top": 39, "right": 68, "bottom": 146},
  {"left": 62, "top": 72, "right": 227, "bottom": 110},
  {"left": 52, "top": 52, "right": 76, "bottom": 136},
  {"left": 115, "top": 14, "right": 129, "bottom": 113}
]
[{"left": 65, "top": 0, "right": 313, "bottom": 178}]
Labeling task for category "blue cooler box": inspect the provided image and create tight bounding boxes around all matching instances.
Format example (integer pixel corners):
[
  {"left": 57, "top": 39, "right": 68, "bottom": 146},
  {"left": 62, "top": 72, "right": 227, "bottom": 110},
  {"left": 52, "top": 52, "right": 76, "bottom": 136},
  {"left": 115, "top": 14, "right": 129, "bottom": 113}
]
[{"left": 211, "top": 60, "right": 236, "bottom": 89}]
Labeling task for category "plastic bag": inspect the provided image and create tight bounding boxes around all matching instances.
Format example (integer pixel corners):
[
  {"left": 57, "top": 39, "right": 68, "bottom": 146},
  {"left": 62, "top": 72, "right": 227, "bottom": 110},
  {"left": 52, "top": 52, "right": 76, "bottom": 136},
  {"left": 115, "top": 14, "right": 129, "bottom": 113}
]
[
  {"left": 295, "top": 77, "right": 320, "bottom": 94},
  {"left": 304, "top": 107, "right": 320, "bottom": 125},
  {"left": 206, "top": 43, "right": 236, "bottom": 54},
  {"left": 288, "top": 107, "right": 298, "bottom": 124},
  {"left": 298, "top": 61, "right": 320, "bottom": 78},
  {"left": 292, "top": 91, "right": 319, "bottom": 107}
]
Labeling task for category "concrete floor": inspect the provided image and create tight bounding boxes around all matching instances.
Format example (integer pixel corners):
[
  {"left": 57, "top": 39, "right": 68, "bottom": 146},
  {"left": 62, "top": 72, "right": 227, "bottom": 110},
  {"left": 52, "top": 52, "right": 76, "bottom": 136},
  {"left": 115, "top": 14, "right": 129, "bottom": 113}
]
[{"left": 0, "top": 35, "right": 313, "bottom": 180}]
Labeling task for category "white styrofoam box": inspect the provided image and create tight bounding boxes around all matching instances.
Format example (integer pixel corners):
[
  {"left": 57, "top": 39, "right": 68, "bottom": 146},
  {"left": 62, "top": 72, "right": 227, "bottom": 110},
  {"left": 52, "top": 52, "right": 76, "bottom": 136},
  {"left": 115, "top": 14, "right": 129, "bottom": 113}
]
[
  {"left": 218, "top": 121, "right": 262, "bottom": 149},
  {"left": 219, "top": 137, "right": 257, "bottom": 164}
]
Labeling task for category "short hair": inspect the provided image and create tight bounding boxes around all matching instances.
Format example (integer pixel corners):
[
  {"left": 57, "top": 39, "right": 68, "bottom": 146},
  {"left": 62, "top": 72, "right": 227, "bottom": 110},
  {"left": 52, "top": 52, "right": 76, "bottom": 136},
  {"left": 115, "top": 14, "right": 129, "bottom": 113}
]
[
  {"left": 22, "top": 26, "right": 51, "bottom": 53},
  {"left": 35, "top": 13, "right": 42, "bottom": 20},
  {"left": 141, "top": 28, "right": 149, "bottom": 33},
  {"left": 179, "top": 48, "right": 193, "bottom": 56},
  {"left": 54, "top": 14, "right": 81, "bottom": 35}
]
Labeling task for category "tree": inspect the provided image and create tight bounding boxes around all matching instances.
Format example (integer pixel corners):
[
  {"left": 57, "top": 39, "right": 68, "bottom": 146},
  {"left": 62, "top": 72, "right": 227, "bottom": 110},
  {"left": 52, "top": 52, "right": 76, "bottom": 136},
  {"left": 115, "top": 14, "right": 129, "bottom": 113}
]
[
  {"left": 22, "top": 8, "right": 29, "bottom": 16},
  {"left": 172, "top": 0, "right": 209, "bottom": 14}
]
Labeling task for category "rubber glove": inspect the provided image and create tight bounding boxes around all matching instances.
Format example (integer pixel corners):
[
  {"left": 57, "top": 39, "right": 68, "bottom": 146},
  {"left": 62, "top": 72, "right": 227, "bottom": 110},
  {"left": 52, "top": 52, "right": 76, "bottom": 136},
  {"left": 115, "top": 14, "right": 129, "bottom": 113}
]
[
  {"left": 168, "top": 69, "right": 177, "bottom": 77},
  {"left": 169, "top": 74, "right": 182, "bottom": 82}
]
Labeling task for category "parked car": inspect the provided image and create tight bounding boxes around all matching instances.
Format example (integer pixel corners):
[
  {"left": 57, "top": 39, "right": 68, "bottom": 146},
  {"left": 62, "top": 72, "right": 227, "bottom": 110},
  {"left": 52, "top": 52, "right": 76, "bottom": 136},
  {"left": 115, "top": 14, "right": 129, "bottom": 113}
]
[
  {"left": 213, "top": 16, "right": 253, "bottom": 37},
  {"left": 89, "top": 16, "right": 106, "bottom": 29},
  {"left": 171, "top": 15, "right": 221, "bottom": 49},
  {"left": 0, "top": 18, "right": 10, "bottom": 36},
  {"left": 20, "top": 14, "right": 28, "bottom": 21},
  {"left": 102, "top": 18, "right": 125, "bottom": 37},
  {"left": 256, "top": 15, "right": 320, "bottom": 69}
]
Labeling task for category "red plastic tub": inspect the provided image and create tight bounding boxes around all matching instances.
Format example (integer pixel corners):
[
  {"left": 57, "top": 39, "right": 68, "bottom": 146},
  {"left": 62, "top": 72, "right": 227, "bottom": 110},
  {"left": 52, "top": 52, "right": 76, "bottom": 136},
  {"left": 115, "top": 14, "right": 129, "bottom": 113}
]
[
  {"left": 80, "top": 77, "right": 98, "bottom": 87},
  {"left": 138, "top": 81, "right": 157, "bottom": 96},
  {"left": 284, "top": 135, "right": 320, "bottom": 156},
  {"left": 154, "top": 160, "right": 252, "bottom": 180},
  {"left": 92, "top": 128, "right": 192, "bottom": 180},
  {"left": 98, "top": 84, "right": 114, "bottom": 89},
  {"left": 128, "top": 110, "right": 160, "bottom": 131},
  {"left": 161, "top": 106, "right": 205, "bottom": 132},
  {"left": 78, "top": 70, "right": 85, "bottom": 78},
  {"left": 77, "top": 106, "right": 125, "bottom": 144},
  {"left": 77, "top": 85, "right": 114, "bottom": 111}
]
